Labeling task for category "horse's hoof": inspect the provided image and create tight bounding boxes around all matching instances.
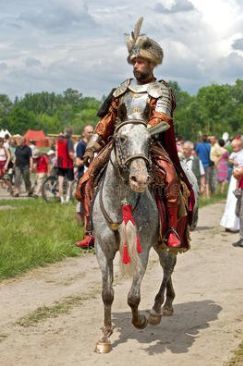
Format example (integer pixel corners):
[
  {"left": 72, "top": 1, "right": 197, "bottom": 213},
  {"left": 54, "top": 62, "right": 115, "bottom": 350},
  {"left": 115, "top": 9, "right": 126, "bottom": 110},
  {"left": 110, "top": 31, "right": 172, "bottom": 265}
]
[
  {"left": 163, "top": 306, "right": 174, "bottom": 316},
  {"left": 132, "top": 315, "right": 148, "bottom": 329},
  {"left": 148, "top": 312, "right": 162, "bottom": 325},
  {"left": 95, "top": 341, "right": 112, "bottom": 354}
]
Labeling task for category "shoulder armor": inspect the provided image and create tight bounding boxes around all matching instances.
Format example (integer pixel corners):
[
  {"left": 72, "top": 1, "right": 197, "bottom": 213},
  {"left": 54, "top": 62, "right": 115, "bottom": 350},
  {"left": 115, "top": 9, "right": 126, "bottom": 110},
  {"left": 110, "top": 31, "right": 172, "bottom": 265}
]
[
  {"left": 113, "top": 79, "right": 131, "bottom": 98},
  {"left": 147, "top": 80, "right": 170, "bottom": 99},
  {"left": 97, "top": 88, "right": 116, "bottom": 118}
]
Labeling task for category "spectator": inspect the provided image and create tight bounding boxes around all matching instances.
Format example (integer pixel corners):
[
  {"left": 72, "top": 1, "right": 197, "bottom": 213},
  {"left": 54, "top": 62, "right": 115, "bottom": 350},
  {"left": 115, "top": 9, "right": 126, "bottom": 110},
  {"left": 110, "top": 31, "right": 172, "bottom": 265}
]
[
  {"left": 75, "top": 125, "right": 94, "bottom": 227},
  {"left": 216, "top": 138, "right": 229, "bottom": 194},
  {"left": 76, "top": 125, "right": 94, "bottom": 180},
  {"left": 4, "top": 134, "right": 10, "bottom": 149},
  {"left": 195, "top": 135, "right": 211, "bottom": 197},
  {"left": 0, "top": 137, "right": 13, "bottom": 195},
  {"left": 28, "top": 140, "right": 36, "bottom": 152},
  {"left": 8, "top": 137, "right": 17, "bottom": 184},
  {"left": 232, "top": 166, "right": 243, "bottom": 247},
  {"left": 56, "top": 127, "right": 74, "bottom": 203},
  {"left": 32, "top": 149, "right": 50, "bottom": 198},
  {"left": 176, "top": 136, "right": 184, "bottom": 159},
  {"left": 13, "top": 137, "right": 33, "bottom": 197},
  {"left": 220, "top": 139, "right": 243, "bottom": 232},
  {"left": 182, "top": 141, "right": 206, "bottom": 194},
  {"left": 47, "top": 149, "right": 57, "bottom": 175},
  {"left": 209, "top": 135, "right": 221, "bottom": 194}
]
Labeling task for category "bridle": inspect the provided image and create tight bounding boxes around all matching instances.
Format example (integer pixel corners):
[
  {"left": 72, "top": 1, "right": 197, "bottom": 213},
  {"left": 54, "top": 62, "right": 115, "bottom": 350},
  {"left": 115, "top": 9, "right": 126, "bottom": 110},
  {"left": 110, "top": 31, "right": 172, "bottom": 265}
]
[
  {"left": 111, "top": 119, "right": 152, "bottom": 180},
  {"left": 99, "top": 120, "right": 151, "bottom": 231}
]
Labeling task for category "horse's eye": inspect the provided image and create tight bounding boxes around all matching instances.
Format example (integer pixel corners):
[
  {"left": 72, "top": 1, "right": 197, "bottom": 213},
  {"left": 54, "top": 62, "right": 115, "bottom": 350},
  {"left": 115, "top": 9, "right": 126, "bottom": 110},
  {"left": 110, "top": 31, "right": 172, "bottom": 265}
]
[{"left": 119, "top": 136, "right": 127, "bottom": 144}]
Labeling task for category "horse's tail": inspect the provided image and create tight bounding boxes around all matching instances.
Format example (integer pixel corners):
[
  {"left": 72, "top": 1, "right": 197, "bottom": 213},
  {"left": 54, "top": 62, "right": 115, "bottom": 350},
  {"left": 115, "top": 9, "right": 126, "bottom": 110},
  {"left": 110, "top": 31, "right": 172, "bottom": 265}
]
[{"left": 118, "top": 221, "right": 142, "bottom": 276}]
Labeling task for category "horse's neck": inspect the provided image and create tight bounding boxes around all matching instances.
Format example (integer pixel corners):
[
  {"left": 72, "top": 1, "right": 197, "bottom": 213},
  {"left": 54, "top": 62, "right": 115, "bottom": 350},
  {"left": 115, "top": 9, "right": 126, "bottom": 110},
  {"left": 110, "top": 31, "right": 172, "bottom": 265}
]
[{"left": 103, "top": 152, "right": 136, "bottom": 212}]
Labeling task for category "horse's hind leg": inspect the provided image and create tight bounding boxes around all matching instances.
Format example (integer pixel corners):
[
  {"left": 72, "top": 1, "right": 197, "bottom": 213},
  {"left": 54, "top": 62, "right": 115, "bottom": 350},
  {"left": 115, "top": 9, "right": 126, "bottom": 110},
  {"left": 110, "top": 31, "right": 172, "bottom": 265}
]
[
  {"left": 95, "top": 242, "right": 115, "bottom": 353},
  {"left": 163, "top": 276, "right": 176, "bottom": 316},
  {"left": 148, "top": 251, "right": 176, "bottom": 325}
]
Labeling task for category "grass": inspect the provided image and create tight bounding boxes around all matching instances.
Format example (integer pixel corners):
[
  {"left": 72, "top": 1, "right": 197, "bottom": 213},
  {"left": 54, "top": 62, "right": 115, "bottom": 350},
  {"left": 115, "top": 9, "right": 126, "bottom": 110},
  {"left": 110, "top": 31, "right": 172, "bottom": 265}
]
[
  {"left": 16, "top": 295, "right": 85, "bottom": 327},
  {"left": 199, "top": 192, "right": 226, "bottom": 208},
  {"left": 226, "top": 341, "right": 243, "bottom": 366},
  {"left": 0, "top": 189, "right": 226, "bottom": 281},
  {"left": 0, "top": 199, "right": 83, "bottom": 280}
]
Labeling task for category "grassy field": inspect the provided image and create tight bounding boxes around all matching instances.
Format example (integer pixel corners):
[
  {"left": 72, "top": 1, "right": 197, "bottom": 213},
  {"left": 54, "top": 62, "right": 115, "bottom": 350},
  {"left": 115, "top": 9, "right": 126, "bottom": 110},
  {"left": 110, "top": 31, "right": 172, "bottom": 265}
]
[
  {"left": 0, "top": 199, "right": 83, "bottom": 280},
  {"left": 199, "top": 192, "right": 227, "bottom": 208},
  {"left": 0, "top": 191, "right": 226, "bottom": 281}
]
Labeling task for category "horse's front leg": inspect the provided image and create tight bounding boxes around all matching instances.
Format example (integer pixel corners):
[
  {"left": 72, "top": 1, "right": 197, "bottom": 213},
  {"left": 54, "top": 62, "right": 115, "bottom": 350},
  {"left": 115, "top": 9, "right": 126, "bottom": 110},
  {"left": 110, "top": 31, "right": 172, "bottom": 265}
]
[
  {"left": 95, "top": 241, "right": 116, "bottom": 353},
  {"left": 128, "top": 251, "right": 149, "bottom": 329}
]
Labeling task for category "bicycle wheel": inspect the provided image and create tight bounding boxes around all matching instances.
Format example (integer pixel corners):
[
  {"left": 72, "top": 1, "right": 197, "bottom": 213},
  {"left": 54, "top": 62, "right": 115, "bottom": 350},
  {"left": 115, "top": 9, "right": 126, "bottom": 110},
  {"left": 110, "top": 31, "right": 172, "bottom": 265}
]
[{"left": 41, "top": 176, "right": 59, "bottom": 202}]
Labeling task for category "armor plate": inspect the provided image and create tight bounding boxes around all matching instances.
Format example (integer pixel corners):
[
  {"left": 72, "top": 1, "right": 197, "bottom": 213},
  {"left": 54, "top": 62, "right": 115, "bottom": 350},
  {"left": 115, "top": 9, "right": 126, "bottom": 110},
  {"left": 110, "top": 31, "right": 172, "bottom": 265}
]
[
  {"left": 121, "top": 91, "right": 149, "bottom": 120},
  {"left": 113, "top": 79, "right": 131, "bottom": 98}
]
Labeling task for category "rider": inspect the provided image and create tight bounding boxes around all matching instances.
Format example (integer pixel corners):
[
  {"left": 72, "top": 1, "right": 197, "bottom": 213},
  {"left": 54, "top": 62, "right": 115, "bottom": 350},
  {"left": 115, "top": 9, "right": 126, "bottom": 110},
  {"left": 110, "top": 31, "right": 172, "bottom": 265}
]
[{"left": 76, "top": 17, "right": 194, "bottom": 249}]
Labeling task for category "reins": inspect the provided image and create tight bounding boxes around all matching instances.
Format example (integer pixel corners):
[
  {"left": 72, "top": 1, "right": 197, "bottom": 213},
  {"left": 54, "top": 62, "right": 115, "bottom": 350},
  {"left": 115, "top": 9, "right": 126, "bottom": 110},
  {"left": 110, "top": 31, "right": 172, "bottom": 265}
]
[{"left": 99, "top": 119, "right": 150, "bottom": 231}]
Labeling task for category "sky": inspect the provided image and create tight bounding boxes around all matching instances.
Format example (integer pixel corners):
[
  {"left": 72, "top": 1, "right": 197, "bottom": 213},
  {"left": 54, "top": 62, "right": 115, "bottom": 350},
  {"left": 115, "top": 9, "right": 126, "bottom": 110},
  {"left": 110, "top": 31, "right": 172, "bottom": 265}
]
[{"left": 0, "top": 0, "right": 243, "bottom": 99}]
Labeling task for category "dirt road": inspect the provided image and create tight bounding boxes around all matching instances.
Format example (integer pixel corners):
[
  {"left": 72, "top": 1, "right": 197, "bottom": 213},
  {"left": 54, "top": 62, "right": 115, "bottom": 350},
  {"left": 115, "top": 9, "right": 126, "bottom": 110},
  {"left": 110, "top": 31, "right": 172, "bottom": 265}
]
[{"left": 0, "top": 201, "right": 243, "bottom": 366}]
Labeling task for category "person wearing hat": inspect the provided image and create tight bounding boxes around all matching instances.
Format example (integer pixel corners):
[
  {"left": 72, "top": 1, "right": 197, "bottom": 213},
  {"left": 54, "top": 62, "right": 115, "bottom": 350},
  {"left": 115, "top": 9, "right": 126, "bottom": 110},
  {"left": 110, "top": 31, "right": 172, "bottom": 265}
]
[
  {"left": 76, "top": 17, "right": 194, "bottom": 249},
  {"left": 32, "top": 149, "right": 50, "bottom": 198}
]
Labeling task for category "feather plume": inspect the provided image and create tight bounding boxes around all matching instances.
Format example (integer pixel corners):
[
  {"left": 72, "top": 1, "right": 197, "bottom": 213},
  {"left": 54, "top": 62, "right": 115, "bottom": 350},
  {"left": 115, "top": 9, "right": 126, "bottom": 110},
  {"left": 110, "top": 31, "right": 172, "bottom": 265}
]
[
  {"left": 133, "top": 17, "right": 143, "bottom": 41},
  {"left": 125, "top": 17, "right": 144, "bottom": 52}
]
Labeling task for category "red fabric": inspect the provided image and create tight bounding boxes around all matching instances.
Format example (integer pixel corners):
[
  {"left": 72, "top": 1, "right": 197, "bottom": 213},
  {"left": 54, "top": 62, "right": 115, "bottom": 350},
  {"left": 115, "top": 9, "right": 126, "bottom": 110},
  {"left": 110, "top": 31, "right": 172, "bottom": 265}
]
[
  {"left": 121, "top": 204, "right": 135, "bottom": 224},
  {"left": 167, "top": 232, "right": 181, "bottom": 247},
  {"left": 24, "top": 129, "right": 49, "bottom": 147},
  {"left": 36, "top": 155, "right": 49, "bottom": 173},
  {"left": 56, "top": 137, "right": 73, "bottom": 169},
  {"left": 239, "top": 178, "right": 243, "bottom": 189},
  {"left": 0, "top": 160, "right": 6, "bottom": 178},
  {"left": 160, "top": 121, "right": 195, "bottom": 224},
  {"left": 136, "top": 235, "right": 143, "bottom": 254},
  {"left": 122, "top": 243, "right": 131, "bottom": 264},
  {"left": 121, "top": 203, "right": 143, "bottom": 264}
]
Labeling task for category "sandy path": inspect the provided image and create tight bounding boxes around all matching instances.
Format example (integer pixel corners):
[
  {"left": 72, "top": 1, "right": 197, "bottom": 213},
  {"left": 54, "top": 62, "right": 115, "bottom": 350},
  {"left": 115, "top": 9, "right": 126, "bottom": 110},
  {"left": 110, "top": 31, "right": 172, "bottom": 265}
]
[{"left": 0, "top": 202, "right": 243, "bottom": 366}]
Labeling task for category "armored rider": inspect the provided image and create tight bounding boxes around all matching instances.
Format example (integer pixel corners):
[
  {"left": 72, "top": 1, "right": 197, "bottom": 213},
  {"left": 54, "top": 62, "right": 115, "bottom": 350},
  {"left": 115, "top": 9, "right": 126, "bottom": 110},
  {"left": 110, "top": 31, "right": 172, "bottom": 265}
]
[{"left": 75, "top": 17, "right": 194, "bottom": 249}]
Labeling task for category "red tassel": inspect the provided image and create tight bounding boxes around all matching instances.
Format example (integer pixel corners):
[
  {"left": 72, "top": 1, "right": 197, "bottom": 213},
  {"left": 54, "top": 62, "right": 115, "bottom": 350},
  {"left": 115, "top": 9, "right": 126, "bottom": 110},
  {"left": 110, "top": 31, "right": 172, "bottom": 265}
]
[
  {"left": 136, "top": 235, "right": 143, "bottom": 254},
  {"left": 122, "top": 243, "right": 131, "bottom": 264},
  {"left": 122, "top": 204, "right": 135, "bottom": 225}
]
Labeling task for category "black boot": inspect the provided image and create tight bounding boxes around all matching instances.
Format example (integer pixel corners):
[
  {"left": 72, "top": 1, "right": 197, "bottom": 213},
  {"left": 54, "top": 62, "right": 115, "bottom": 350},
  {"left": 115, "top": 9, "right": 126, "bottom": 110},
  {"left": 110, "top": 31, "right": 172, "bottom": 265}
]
[{"left": 232, "top": 239, "right": 243, "bottom": 248}]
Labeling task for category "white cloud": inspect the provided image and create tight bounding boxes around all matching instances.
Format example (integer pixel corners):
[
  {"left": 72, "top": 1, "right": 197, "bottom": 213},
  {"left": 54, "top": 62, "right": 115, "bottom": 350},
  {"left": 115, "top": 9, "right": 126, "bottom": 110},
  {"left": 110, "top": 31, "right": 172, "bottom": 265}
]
[{"left": 0, "top": 0, "right": 242, "bottom": 98}]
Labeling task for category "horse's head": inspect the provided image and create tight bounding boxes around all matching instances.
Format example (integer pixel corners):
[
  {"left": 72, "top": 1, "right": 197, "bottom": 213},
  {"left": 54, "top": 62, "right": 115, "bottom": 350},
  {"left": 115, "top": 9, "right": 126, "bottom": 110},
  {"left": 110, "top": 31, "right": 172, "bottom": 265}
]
[{"left": 113, "top": 120, "right": 152, "bottom": 193}]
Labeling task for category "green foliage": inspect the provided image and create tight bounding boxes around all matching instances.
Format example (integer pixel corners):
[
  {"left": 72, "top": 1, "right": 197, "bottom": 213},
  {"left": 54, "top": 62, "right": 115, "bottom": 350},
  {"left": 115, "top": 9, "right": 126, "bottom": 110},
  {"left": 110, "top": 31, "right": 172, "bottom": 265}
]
[
  {"left": 169, "top": 79, "right": 243, "bottom": 139},
  {"left": 0, "top": 80, "right": 242, "bottom": 139},
  {"left": 0, "top": 88, "right": 100, "bottom": 135}
]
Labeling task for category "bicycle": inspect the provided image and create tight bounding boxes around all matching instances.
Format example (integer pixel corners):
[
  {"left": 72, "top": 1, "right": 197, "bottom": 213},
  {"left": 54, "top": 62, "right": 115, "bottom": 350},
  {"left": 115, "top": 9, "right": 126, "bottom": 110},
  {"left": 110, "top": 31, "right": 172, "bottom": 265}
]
[{"left": 41, "top": 169, "right": 77, "bottom": 203}]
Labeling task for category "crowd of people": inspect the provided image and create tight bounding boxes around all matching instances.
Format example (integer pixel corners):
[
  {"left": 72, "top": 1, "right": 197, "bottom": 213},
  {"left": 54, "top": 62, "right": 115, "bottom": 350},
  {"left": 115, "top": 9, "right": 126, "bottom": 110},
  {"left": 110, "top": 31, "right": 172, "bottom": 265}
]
[
  {"left": 176, "top": 134, "right": 243, "bottom": 248},
  {"left": 0, "top": 127, "right": 242, "bottom": 248},
  {"left": 0, "top": 126, "right": 94, "bottom": 201}
]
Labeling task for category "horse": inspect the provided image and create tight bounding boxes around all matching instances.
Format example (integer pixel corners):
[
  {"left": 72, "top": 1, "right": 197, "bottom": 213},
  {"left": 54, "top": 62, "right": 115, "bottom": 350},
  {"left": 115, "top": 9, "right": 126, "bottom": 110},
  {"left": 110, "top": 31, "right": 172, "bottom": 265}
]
[{"left": 92, "top": 120, "right": 192, "bottom": 353}]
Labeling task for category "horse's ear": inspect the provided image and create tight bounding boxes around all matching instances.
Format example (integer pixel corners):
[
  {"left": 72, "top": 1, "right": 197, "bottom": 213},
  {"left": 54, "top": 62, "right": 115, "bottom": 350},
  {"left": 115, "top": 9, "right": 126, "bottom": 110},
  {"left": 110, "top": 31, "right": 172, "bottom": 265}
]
[{"left": 148, "top": 121, "right": 170, "bottom": 135}]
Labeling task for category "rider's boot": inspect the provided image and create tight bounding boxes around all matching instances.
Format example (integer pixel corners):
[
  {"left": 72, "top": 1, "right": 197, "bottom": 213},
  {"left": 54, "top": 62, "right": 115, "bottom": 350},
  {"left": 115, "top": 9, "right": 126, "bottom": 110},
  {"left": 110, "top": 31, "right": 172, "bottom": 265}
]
[
  {"left": 75, "top": 216, "right": 95, "bottom": 249},
  {"left": 166, "top": 206, "right": 181, "bottom": 248},
  {"left": 75, "top": 232, "right": 95, "bottom": 248}
]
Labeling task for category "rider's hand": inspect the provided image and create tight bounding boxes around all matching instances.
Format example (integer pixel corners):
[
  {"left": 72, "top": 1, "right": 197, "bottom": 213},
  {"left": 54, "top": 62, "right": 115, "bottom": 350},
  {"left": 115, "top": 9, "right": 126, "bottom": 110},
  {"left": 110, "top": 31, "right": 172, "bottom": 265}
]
[{"left": 83, "top": 149, "right": 94, "bottom": 167}]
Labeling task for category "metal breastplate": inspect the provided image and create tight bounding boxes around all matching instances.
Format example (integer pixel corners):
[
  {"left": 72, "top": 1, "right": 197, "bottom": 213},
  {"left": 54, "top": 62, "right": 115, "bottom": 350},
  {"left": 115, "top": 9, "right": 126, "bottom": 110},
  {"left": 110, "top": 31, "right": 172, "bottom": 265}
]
[{"left": 119, "top": 90, "right": 149, "bottom": 121}]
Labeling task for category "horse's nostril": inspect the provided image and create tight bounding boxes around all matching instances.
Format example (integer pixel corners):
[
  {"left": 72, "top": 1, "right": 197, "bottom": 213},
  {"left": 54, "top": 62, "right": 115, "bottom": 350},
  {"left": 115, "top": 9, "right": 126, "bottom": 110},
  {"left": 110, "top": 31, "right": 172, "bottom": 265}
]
[{"left": 131, "top": 176, "right": 137, "bottom": 183}]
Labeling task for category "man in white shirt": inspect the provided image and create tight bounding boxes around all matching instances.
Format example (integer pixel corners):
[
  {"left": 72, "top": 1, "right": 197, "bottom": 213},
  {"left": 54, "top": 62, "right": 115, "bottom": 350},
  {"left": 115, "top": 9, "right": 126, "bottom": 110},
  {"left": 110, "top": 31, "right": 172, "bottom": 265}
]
[{"left": 182, "top": 141, "right": 206, "bottom": 194}]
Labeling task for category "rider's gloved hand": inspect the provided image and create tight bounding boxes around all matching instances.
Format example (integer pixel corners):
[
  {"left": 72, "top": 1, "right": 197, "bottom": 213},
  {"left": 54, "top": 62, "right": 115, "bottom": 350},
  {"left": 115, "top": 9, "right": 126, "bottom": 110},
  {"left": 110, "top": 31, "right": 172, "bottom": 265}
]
[{"left": 83, "top": 149, "right": 95, "bottom": 167}]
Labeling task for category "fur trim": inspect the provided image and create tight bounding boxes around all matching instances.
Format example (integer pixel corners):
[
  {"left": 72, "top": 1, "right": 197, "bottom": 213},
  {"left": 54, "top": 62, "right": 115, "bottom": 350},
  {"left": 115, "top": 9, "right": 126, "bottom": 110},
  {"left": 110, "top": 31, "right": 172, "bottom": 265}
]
[{"left": 126, "top": 18, "right": 163, "bottom": 65}]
